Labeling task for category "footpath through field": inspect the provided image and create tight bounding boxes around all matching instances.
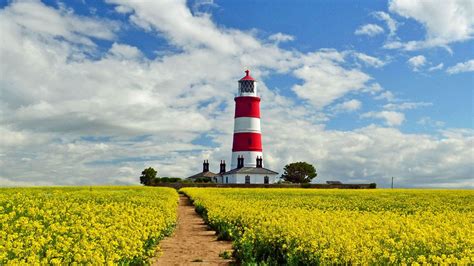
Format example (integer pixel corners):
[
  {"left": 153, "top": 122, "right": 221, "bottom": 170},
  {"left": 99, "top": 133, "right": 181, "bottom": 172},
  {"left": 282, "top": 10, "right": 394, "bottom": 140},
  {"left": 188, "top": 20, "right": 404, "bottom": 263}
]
[{"left": 152, "top": 194, "right": 233, "bottom": 265}]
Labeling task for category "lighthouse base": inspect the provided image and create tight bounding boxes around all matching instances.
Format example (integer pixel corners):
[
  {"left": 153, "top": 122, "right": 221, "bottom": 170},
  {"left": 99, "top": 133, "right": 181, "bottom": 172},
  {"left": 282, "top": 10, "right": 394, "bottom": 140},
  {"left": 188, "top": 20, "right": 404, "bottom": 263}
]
[{"left": 231, "top": 151, "right": 263, "bottom": 169}]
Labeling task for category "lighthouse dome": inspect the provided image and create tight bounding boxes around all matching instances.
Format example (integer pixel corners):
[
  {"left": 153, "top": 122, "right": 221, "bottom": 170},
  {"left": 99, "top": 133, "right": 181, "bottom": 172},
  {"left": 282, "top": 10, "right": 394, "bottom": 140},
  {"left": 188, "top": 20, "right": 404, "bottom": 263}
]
[{"left": 239, "top": 70, "right": 255, "bottom": 81}]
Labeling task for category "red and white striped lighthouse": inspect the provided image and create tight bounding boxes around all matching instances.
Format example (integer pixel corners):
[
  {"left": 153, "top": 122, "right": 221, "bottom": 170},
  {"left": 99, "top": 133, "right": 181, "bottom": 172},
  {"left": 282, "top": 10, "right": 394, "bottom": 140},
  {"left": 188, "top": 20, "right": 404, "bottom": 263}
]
[{"left": 231, "top": 70, "right": 264, "bottom": 169}]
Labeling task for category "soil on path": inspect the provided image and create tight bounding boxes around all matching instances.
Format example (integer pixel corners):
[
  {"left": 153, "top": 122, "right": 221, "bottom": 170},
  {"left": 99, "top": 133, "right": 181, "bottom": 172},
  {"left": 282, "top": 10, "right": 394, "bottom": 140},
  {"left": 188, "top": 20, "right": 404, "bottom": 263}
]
[{"left": 152, "top": 194, "right": 234, "bottom": 265}]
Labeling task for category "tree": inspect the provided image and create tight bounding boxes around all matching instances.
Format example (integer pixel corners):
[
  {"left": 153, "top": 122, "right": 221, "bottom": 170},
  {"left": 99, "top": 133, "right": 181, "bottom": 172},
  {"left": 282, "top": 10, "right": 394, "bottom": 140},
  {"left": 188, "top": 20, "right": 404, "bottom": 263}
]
[
  {"left": 281, "top": 162, "right": 317, "bottom": 183},
  {"left": 140, "top": 167, "right": 157, "bottom": 186}
]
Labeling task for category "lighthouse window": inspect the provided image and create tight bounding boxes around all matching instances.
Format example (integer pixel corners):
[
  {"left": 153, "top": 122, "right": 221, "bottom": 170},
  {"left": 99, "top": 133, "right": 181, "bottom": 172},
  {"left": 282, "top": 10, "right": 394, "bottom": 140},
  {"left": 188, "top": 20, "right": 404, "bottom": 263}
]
[
  {"left": 226, "top": 176, "right": 228, "bottom": 183},
  {"left": 245, "top": 175, "right": 251, "bottom": 184},
  {"left": 264, "top": 176, "right": 269, "bottom": 184},
  {"left": 240, "top": 81, "right": 254, "bottom": 93}
]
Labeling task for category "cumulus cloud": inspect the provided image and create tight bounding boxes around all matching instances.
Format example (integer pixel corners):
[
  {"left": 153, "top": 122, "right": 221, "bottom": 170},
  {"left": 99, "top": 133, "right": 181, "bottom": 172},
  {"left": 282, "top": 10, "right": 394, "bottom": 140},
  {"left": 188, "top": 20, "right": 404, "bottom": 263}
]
[
  {"left": 407, "top": 55, "right": 426, "bottom": 71},
  {"left": 0, "top": 0, "right": 118, "bottom": 46},
  {"left": 268, "top": 32, "right": 295, "bottom": 43},
  {"left": 353, "top": 53, "right": 386, "bottom": 68},
  {"left": 108, "top": 43, "right": 143, "bottom": 59},
  {"left": 361, "top": 111, "right": 405, "bottom": 126},
  {"left": 265, "top": 122, "right": 474, "bottom": 188},
  {"left": 354, "top": 24, "right": 385, "bottom": 37},
  {"left": 384, "top": 102, "right": 432, "bottom": 111},
  {"left": 292, "top": 50, "right": 372, "bottom": 108},
  {"left": 374, "top": 91, "right": 396, "bottom": 102},
  {"left": 446, "top": 59, "right": 474, "bottom": 74},
  {"left": 373, "top": 11, "right": 399, "bottom": 37},
  {"left": 428, "top": 63, "right": 444, "bottom": 72},
  {"left": 417, "top": 117, "right": 445, "bottom": 128},
  {"left": 331, "top": 99, "right": 362, "bottom": 113},
  {"left": 386, "top": 0, "right": 474, "bottom": 50},
  {"left": 0, "top": 0, "right": 472, "bottom": 188}
]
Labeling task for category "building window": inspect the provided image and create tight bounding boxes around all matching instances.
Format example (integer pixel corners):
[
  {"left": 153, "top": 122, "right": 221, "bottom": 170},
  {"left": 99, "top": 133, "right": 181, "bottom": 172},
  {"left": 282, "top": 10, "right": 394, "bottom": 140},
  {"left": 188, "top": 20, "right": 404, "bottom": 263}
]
[
  {"left": 226, "top": 176, "right": 228, "bottom": 184},
  {"left": 245, "top": 175, "right": 250, "bottom": 184},
  {"left": 264, "top": 176, "right": 269, "bottom": 184}
]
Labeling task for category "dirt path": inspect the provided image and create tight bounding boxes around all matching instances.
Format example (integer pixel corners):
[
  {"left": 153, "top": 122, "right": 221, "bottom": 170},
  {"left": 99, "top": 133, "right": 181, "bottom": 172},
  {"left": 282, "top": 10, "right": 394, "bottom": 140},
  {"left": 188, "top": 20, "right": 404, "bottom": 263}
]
[{"left": 152, "top": 194, "right": 234, "bottom": 265}]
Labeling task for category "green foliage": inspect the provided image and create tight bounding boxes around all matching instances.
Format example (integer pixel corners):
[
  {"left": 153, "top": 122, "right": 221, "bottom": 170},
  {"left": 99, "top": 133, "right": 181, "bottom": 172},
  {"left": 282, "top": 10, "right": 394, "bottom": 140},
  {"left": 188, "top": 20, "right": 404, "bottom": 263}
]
[
  {"left": 140, "top": 167, "right": 182, "bottom": 185},
  {"left": 154, "top": 177, "right": 181, "bottom": 183},
  {"left": 140, "top": 167, "right": 157, "bottom": 186},
  {"left": 281, "top": 162, "right": 317, "bottom": 183},
  {"left": 194, "top": 177, "right": 212, "bottom": 183},
  {"left": 219, "top": 250, "right": 232, "bottom": 259}
]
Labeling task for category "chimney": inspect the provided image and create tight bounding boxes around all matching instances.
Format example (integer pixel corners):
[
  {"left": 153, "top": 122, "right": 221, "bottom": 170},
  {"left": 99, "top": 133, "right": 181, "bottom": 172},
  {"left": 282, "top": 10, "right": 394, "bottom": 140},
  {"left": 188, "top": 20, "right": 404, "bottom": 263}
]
[
  {"left": 203, "top": 160, "right": 209, "bottom": 172},
  {"left": 238, "top": 155, "right": 244, "bottom": 168},
  {"left": 220, "top": 160, "right": 226, "bottom": 174},
  {"left": 256, "top": 156, "right": 262, "bottom": 168}
]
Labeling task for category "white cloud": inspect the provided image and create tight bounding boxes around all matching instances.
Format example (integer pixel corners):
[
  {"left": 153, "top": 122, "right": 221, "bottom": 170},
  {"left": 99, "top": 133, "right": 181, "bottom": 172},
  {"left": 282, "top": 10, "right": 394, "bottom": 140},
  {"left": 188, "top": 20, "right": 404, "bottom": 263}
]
[
  {"left": 331, "top": 99, "right": 362, "bottom": 113},
  {"left": 362, "top": 83, "right": 383, "bottom": 95},
  {"left": 265, "top": 122, "right": 474, "bottom": 188},
  {"left": 373, "top": 11, "right": 399, "bottom": 37},
  {"left": 354, "top": 24, "right": 385, "bottom": 37},
  {"left": 384, "top": 102, "right": 432, "bottom": 111},
  {"left": 417, "top": 117, "right": 445, "bottom": 128},
  {"left": 386, "top": 0, "right": 474, "bottom": 50},
  {"left": 428, "top": 63, "right": 444, "bottom": 72},
  {"left": 292, "top": 50, "right": 372, "bottom": 108},
  {"left": 446, "top": 59, "right": 474, "bottom": 74},
  {"left": 361, "top": 111, "right": 405, "bottom": 126},
  {"left": 108, "top": 43, "right": 143, "bottom": 59},
  {"left": 114, "top": 5, "right": 133, "bottom": 14},
  {"left": 106, "top": 0, "right": 258, "bottom": 54},
  {"left": 407, "top": 55, "right": 426, "bottom": 71},
  {"left": 374, "top": 91, "right": 396, "bottom": 101},
  {"left": 0, "top": 0, "right": 118, "bottom": 46},
  {"left": 353, "top": 53, "right": 386, "bottom": 68},
  {"left": 268, "top": 32, "right": 295, "bottom": 43}
]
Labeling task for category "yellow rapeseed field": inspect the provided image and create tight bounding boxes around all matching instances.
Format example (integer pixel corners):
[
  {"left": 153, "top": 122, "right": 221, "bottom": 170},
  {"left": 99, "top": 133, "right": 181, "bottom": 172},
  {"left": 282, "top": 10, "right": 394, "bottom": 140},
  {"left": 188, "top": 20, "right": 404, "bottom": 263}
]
[
  {"left": 182, "top": 188, "right": 474, "bottom": 265},
  {"left": 0, "top": 186, "right": 178, "bottom": 264}
]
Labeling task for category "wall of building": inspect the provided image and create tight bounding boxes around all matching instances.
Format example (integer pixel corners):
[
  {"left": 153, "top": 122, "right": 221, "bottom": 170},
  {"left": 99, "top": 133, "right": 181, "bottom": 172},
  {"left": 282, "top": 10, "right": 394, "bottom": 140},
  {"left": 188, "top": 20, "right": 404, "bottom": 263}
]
[{"left": 220, "top": 173, "right": 279, "bottom": 184}]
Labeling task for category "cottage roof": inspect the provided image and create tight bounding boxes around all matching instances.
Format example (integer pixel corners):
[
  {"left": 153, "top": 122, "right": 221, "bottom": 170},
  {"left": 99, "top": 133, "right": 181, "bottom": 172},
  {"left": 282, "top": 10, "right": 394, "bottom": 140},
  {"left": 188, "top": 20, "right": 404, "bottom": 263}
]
[{"left": 186, "top": 171, "right": 218, "bottom": 179}]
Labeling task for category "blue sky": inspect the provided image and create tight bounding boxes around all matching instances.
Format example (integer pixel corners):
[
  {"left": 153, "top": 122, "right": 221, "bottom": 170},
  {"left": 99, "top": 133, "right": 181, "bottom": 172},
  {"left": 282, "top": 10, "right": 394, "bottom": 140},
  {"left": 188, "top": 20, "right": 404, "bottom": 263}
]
[{"left": 0, "top": 0, "right": 472, "bottom": 187}]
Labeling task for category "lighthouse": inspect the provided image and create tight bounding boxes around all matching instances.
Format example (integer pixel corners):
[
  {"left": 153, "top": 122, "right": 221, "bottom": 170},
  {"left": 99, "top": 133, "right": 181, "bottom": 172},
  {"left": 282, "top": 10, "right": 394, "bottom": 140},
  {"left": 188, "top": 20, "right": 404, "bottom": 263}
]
[
  {"left": 218, "top": 70, "right": 278, "bottom": 184},
  {"left": 186, "top": 70, "right": 279, "bottom": 184},
  {"left": 231, "top": 70, "right": 263, "bottom": 168}
]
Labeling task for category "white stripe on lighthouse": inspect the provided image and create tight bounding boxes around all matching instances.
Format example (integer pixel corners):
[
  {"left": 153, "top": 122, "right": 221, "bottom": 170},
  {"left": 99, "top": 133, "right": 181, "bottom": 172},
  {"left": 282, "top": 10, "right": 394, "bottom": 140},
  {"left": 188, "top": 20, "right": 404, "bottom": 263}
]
[
  {"left": 233, "top": 117, "right": 261, "bottom": 133},
  {"left": 231, "top": 151, "right": 264, "bottom": 169}
]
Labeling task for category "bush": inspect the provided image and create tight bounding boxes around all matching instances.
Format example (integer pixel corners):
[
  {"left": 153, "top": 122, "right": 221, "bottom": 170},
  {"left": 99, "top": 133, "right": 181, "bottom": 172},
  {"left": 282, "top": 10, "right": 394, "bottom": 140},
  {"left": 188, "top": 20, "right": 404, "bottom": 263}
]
[
  {"left": 194, "top": 177, "right": 212, "bottom": 183},
  {"left": 155, "top": 177, "right": 181, "bottom": 183}
]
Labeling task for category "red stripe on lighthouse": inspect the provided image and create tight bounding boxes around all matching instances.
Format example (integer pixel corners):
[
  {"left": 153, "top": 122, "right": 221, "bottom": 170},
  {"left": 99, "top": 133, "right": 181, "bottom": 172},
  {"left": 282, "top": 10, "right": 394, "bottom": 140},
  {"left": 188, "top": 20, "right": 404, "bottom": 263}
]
[
  {"left": 234, "top": 96, "right": 260, "bottom": 118},
  {"left": 232, "top": 132, "right": 262, "bottom": 152}
]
